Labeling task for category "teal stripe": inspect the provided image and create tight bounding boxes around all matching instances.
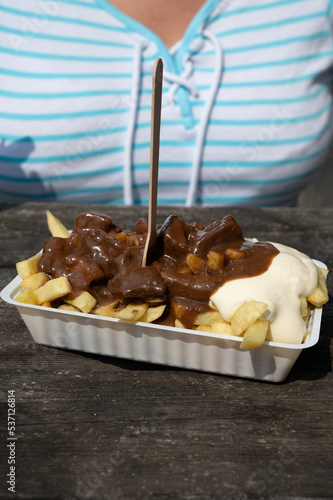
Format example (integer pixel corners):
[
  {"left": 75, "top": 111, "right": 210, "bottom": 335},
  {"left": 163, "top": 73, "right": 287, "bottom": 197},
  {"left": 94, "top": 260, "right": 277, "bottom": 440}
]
[
  {"left": 210, "top": 0, "right": 312, "bottom": 22},
  {"left": 140, "top": 87, "right": 169, "bottom": 95},
  {"left": 133, "top": 162, "right": 192, "bottom": 170},
  {"left": 0, "top": 126, "right": 127, "bottom": 142},
  {"left": 199, "top": 168, "right": 317, "bottom": 186},
  {"left": 209, "top": 102, "right": 331, "bottom": 127},
  {"left": 0, "top": 45, "right": 133, "bottom": 63},
  {"left": 0, "top": 107, "right": 128, "bottom": 120},
  {"left": 0, "top": 146, "right": 124, "bottom": 164},
  {"left": 0, "top": 4, "right": 128, "bottom": 32},
  {"left": 143, "top": 53, "right": 160, "bottom": 62},
  {"left": 134, "top": 140, "right": 196, "bottom": 149},
  {"left": 225, "top": 52, "right": 333, "bottom": 72},
  {"left": 134, "top": 189, "right": 298, "bottom": 205},
  {"left": 202, "top": 145, "right": 329, "bottom": 168},
  {"left": 100, "top": 198, "right": 125, "bottom": 205},
  {"left": 136, "top": 120, "right": 200, "bottom": 129},
  {"left": 223, "top": 32, "right": 330, "bottom": 55},
  {"left": 134, "top": 181, "right": 190, "bottom": 190},
  {"left": 133, "top": 178, "right": 304, "bottom": 193},
  {"left": 329, "top": 0, "right": 333, "bottom": 16},
  {"left": 0, "top": 67, "right": 131, "bottom": 79},
  {"left": 0, "top": 24, "right": 134, "bottom": 48},
  {"left": 0, "top": 184, "right": 123, "bottom": 199},
  {"left": 133, "top": 197, "right": 186, "bottom": 205},
  {"left": 213, "top": 87, "right": 327, "bottom": 106},
  {"left": 218, "top": 72, "right": 332, "bottom": 88},
  {"left": 196, "top": 189, "right": 299, "bottom": 204},
  {"left": 204, "top": 126, "right": 331, "bottom": 147},
  {"left": 197, "top": 52, "right": 333, "bottom": 73},
  {"left": 138, "top": 105, "right": 152, "bottom": 112},
  {"left": 0, "top": 89, "right": 131, "bottom": 99},
  {"left": 196, "top": 52, "right": 333, "bottom": 74},
  {"left": 217, "top": 11, "right": 327, "bottom": 38},
  {"left": 50, "top": 0, "right": 100, "bottom": 8},
  {"left": 0, "top": 165, "right": 123, "bottom": 183}
]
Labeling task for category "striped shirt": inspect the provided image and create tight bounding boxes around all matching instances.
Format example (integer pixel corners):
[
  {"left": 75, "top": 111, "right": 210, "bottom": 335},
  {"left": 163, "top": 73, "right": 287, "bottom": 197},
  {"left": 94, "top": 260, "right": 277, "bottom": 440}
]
[{"left": 1, "top": 0, "right": 333, "bottom": 206}]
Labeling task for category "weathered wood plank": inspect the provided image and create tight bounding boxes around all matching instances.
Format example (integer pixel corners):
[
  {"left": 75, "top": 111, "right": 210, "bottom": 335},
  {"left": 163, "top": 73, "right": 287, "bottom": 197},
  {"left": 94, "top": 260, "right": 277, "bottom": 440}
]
[{"left": 0, "top": 203, "right": 332, "bottom": 500}]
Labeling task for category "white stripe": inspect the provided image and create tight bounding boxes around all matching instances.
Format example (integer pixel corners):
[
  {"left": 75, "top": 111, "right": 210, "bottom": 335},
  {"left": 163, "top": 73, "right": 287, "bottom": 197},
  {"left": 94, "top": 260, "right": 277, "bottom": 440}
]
[{"left": 0, "top": 0, "right": 332, "bottom": 206}]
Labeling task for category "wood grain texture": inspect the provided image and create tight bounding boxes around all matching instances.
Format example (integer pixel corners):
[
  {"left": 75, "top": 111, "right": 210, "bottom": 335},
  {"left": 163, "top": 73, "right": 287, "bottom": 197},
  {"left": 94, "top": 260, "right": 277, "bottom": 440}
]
[{"left": 0, "top": 203, "right": 332, "bottom": 500}]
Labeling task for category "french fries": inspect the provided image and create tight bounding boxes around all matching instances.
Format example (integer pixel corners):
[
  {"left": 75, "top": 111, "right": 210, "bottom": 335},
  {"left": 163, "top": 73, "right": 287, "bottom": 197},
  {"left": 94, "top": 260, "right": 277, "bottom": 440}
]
[
  {"left": 14, "top": 211, "right": 329, "bottom": 351},
  {"left": 231, "top": 300, "right": 268, "bottom": 337},
  {"left": 194, "top": 310, "right": 224, "bottom": 326},
  {"left": 21, "top": 272, "right": 49, "bottom": 291},
  {"left": 46, "top": 210, "right": 70, "bottom": 238},
  {"left": 65, "top": 291, "right": 97, "bottom": 314},
  {"left": 114, "top": 303, "right": 148, "bottom": 322},
  {"left": 240, "top": 319, "right": 269, "bottom": 350},
  {"left": 139, "top": 304, "right": 166, "bottom": 324},
  {"left": 16, "top": 252, "right": 41, "bottom": 279},
  {"left": 306, "top": 266, "right": 329, "bottom": 308},
  {"left": 34, "top": 276, "right": 72, "bottom": 305}
]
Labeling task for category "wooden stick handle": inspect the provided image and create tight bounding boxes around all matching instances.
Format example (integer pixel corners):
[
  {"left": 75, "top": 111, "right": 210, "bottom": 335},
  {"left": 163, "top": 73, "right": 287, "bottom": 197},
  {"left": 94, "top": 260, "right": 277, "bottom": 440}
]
[{"left": 142, "top": 58, "right": 163, "bottom": 266}]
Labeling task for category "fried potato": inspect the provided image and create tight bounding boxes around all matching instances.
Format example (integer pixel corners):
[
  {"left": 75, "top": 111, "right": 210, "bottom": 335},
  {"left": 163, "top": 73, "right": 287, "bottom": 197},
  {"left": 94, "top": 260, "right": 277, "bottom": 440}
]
[
  {"left": 307, "top": 266, "right": 329, "bottom": 307},
  {"left": 21, "top": 271, "right": 49, "bottom": 291},
  {"left": 207, "top": 250, "right": 225, "bottom": 271},
  {"left": 114, "top": 303, "right": 148, "bottom": 322},
  {"left": 58, "top": 304, "right": 80, "bottom": 312},
  {"left": 224, "top": 248, "right": 246, "bottom": 260},
  {"left": 46, "top": 210, "right": 70, "bottom": 238},
  {"left": 194, "top": 310, "right": 224, "bottom": 326},
  {"left": 231, "top": 300, "right": 268, "bottom": 336},
  {"left": 240, "top": 319, "right": 269, "bottom": 349},
  {"left": 16, "top": 289, "right": 38, "bottom": 305},
  {"left": 41, "top": 301, "right": 52, "bottom": 308},
  {"left": 211, "top": 322, "right": 233, "bottom": 336},
  {"left": 146, "top": 297, "right": 167, "bottom": 305},
  {"left": 91, "top": 301, "right": 118, "bottom": 317},
  {"left": 65, "top": 291, "right": 97, "bottom": 314},
  {"left": 178, "top": 265, "right": 192, "bottom": 274},
  {"left": 115, "top": 232, "right": 128, "bottom": 243},
  {"left": 196, "top": 325, "right": 212, "bottom": 332},
  {"left": 175, "top": 319, "right": 186, "bottom": 329},
  {"left": 300, "top": 297, "right": 308, "bottom": 318},
  {"left": 138, "top": 304, "right": 166, "bottom": 323},
  {"left": 186, "top": 253, "right": 205, "bottom": 274},
  {"left": 16, "top": 252, "right": 41, "bottom": 280},
  {"left": 300, "top": 297, "right": 311, "bottom": 326},
  {"left": 34, "top": 276, "right": 72, "bottom": 305}
]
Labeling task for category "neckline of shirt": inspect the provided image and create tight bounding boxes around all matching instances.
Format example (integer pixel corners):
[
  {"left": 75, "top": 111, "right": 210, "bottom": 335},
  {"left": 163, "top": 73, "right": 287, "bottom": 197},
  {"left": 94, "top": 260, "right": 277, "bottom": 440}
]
[
  {"left": 94, "top": 0, "right": 221, "bottom": 130},
  {"left": 94, "top": 0, "right": 220, "bottom": 65}
]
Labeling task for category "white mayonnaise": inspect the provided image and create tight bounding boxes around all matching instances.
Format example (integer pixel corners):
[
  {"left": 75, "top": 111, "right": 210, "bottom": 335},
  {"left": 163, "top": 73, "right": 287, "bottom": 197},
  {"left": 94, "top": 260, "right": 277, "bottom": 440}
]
[{"left": 209, "top": 242, "right": 318, "bottom": 344}]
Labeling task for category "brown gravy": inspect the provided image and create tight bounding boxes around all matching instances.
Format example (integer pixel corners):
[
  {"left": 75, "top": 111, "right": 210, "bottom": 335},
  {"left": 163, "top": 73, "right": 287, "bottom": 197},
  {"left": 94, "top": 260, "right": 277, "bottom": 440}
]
[{"left": 38, "top": 213, "right": 279, "bottom": 328}]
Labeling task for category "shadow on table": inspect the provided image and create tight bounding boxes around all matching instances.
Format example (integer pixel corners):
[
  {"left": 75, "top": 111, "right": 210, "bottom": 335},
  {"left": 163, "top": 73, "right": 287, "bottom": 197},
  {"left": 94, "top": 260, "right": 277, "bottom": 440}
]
[{"left": 77, "top": 351, "right": 182, "bottom": 373}]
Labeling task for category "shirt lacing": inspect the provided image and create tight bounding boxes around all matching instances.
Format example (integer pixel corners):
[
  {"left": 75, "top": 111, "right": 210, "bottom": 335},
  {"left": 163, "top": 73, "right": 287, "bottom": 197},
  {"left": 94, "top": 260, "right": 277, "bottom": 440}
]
[{"left": 123, "top": 28, "right": 223, "bottom": 206}]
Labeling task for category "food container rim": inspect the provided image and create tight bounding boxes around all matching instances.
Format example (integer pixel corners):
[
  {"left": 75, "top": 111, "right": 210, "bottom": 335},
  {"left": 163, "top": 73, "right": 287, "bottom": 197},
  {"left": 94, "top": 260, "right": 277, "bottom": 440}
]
[{"left": 1, "top": 258, "right": 326, "bottom": 352}]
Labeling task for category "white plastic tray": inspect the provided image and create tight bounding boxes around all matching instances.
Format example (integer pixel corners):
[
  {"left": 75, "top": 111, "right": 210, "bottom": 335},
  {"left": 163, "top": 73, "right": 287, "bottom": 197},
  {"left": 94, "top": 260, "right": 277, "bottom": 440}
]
[{"left": 0, "top": 259, "right": 326, "bottom": 383}]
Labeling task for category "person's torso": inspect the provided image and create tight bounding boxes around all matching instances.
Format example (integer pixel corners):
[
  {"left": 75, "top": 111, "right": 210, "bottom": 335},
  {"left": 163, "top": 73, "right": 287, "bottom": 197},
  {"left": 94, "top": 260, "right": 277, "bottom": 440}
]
[{"left": 1, "top": 0, "right": 333, "bottom": 206}]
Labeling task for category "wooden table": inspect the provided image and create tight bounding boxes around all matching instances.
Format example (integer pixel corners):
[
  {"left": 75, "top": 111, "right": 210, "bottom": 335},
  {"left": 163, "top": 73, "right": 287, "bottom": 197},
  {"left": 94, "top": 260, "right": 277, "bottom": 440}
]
[{"left": 1, "top": 203, "right": 332, "bottom": 500}]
